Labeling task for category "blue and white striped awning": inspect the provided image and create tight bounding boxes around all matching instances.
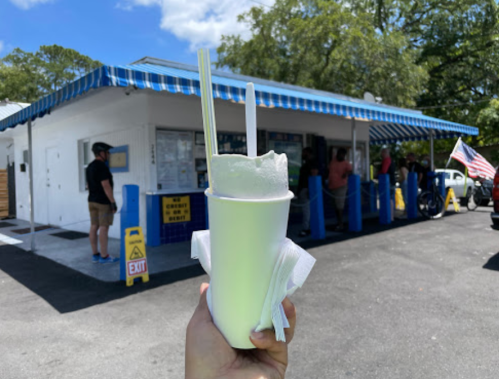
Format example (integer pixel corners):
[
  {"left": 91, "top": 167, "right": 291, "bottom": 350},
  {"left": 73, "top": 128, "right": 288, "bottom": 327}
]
[
  {"left": 369, "top": 124, "right": 464, "bottom": 145},
  {"left": 0, "top": 59, "right": 479, "bottom": 144}
]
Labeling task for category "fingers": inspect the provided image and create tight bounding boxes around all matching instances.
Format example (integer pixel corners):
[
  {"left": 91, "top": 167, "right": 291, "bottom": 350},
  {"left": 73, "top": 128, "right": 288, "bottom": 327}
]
[
  {"left": 250, "top": 329, "right": 288, "bottom": 366},
  {"left": 199, "top": 282, "right": 209, "bottom": 295},
  {"left": 282, "top": 298, "right": 296, "bottom": 344},
  {"left": 191, "top": 283, "right": 212, "bottom": 323}
]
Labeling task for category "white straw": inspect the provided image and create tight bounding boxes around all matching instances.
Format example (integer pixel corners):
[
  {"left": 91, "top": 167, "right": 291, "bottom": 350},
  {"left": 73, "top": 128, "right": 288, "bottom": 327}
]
[
  {"left": 245, "top": 83, "right": 257, "bottom": 157},
  {"left": 197, "top": 48, "right": 218, "bottom": 192}
]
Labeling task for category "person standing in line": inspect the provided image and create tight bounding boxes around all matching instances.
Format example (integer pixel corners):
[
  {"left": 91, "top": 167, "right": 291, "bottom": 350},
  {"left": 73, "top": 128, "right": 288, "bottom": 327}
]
[
  {"left": 406, "top": 152, "right": 424, "bottom": 189},
  {"left": 328, "top": 147, "right": 352, "bottom": 231},
  {"left": 378, "top": 148, "right": 396, "bottom": 221},
  {"left": 86, "top": 142, "right": 119, "bottom": 264},
  {"left": 297, "top": 147, "right": 319, "bottom": 237},
  {"left": 399, "top": 158, "right": 409, "bottom": 213},
  {"left": 420, "top": 154, "right": 432, "bottom": 190}
]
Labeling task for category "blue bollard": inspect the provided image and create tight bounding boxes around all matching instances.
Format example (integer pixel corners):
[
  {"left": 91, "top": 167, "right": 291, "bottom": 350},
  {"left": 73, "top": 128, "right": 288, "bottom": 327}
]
[
  {"left": 427, "top": 171, "right": 438, "bottom": 216},
  {"left": 121, "top": 185, "right": 140, "bottom": 281},
  {"left": 348, "top": 174, "right": 362, "bottom": 232},
  {"left": 309, "top": 176, "right": 326, "bottom": 239},
  {"left": 379, "top": 174, "right": 391, "bottom": 225},
  {"left": 436, "top": 172, "right": 445, "bottom": 198},
  {"left": 146, "top": 194, "right": 161, "bottom": 247},
  {"left": 407, "top": 172, "right": 418, "bottom": 219}
]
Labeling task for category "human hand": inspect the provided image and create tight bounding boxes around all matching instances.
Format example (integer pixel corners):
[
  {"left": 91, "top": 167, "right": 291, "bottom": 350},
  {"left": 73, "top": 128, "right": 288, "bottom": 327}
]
[{"left": 185, "top": 283, "right": 296, "bottom": 379}]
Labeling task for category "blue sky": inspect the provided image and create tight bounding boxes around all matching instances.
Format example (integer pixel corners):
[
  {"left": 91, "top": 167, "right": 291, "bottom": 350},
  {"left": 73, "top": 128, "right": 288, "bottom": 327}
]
[{"left": 0, "top": 0, "right": 274, "bottom": 66}]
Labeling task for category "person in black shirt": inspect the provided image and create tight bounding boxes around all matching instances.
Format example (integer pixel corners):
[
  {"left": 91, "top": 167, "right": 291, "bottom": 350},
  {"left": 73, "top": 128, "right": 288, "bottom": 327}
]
[
  {"left": 86, "top": 142, "right": 119, "bottom": 264},
  {"left": 297, "top": 147, "right": 319, "bottom": 237},
  {"left": 420, "top": 155, "right": 432, "bottom": 190},
  {"left": 406, "top": 152, "right": 424, "bottom": 189}
]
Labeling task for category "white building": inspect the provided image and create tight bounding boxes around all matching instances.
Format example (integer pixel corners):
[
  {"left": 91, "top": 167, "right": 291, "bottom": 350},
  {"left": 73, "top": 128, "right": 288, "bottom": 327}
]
[
  {"left": 0, "top": 101, "right": 30, "bottom": 170},
  {"left": 0, "top": 57, "right": 478, "bottom": 243}
]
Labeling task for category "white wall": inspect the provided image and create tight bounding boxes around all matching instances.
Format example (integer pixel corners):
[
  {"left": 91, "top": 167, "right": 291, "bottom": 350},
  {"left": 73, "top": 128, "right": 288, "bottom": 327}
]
[
  {"left": 147, "top": 90, "right": 371, "bottom": 142},
  {"left": 6, "top": 87, "right": 371, "bottom": 240},
  {"left": 10, "top": 88, "right": 149, "bottom": 239}
]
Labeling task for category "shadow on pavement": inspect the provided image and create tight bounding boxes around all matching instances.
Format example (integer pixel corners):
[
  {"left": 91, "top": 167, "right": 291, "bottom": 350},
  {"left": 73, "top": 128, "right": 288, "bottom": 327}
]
[
  {"left": 0, "top": 211, "right": 462, "bottom": 313},
  {"left": 0, "top": 245, "right": 205, "bottom": 314},
  {"left": 483, "top": 252, "right": 499, "bottom": 271}
]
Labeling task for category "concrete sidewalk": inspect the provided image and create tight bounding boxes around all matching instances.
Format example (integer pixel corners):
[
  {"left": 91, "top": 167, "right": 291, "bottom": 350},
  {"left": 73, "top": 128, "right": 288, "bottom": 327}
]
[
  {"left": 0, "top": 207, "right": 405, "bottom": 283},
  {"left": 0, "top": 219, "right": 194, "bottom": 282}
]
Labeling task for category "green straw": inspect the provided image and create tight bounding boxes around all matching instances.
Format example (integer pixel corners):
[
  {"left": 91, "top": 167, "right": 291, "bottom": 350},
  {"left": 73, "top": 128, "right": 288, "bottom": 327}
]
[{"left": 197, "top": 48, "right": 218, "bottom": 193}]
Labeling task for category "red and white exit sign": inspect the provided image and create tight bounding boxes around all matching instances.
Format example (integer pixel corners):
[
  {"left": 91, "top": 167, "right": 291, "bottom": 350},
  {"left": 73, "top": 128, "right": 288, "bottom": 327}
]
[{"left": 127, "top": 258, "right": 147, "bottom": 276}]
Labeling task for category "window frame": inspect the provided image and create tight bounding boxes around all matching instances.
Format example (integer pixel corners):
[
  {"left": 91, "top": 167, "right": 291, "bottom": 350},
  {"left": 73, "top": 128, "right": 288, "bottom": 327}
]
[{"left": 78, "top": 139, "right": 92, "bottom": 192}]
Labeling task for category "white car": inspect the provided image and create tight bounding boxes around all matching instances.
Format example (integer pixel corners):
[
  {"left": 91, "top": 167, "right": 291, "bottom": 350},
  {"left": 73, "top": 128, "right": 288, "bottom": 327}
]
[{"left": 435, "top": 169, "right": 475, "bottom": 198}]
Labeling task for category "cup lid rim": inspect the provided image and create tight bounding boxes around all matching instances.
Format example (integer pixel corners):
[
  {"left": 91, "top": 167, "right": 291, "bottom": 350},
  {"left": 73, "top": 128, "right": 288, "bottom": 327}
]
[{"left": 205, "top": 190, "right": 294, "bottom": 203}]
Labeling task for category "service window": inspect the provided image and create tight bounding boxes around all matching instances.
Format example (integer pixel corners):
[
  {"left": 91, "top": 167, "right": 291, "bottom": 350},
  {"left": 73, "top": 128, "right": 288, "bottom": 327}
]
[
  {"left": 268, "top": 132, "right": 303, "bottom": 188},
  {"left": 217, "top": 132, "right": 247, "bottom": 154},
  {"left": 156, "top": 130, "right": 196, "bottom": 190}
]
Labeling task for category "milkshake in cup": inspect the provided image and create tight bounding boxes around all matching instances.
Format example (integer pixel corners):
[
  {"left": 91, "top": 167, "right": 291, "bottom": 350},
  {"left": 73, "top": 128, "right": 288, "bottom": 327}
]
[
  {"left": 194, "top": 51, "right": 314, "bottom": 349},
  {"left": 207, "top": 151, "right": 293, "bottom": 349}
]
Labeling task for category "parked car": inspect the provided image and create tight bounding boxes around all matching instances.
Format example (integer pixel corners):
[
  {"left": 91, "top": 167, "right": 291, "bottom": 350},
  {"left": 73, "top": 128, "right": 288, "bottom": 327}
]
[
  {"left": 435, "top": 169, "right": 475, "bottom": 198},
  {"left": 491, "top": 168, "right": 499, "bottom": 226}
]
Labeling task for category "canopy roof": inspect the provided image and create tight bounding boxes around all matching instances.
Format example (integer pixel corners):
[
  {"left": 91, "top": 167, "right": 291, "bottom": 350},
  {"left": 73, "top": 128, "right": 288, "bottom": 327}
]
[{"left": 0, "top": 57, "right": 478, "bottom": 144}]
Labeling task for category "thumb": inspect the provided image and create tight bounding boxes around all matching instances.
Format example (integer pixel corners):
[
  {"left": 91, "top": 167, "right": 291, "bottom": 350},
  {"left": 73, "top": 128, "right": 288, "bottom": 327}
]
[
  {"left": 192, "top": 283, "right": 212, "bottom": 323},
  {"left": 250, "top": 329, "right": 288, "bottom": 367}
]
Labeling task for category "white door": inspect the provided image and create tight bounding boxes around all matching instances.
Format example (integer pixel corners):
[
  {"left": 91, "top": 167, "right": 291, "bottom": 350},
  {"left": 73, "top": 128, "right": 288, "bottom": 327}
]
[{"left": 46, "top": 147, "right": 61, "bottom": 225}]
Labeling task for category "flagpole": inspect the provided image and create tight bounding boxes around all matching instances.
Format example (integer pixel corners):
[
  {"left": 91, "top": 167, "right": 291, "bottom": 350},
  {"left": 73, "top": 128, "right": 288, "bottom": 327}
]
[
  {"left": 463, "top": 167, "right": 469, "bottom": 197},
  {"left": 445, "top": 137, "right": 462, "bottom": 169}
]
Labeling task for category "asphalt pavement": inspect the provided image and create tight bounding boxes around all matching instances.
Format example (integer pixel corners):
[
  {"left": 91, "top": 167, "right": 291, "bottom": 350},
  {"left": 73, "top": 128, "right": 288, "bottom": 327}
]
[{"left": 1, "top": 207, "right": 499, "bottom": 379}]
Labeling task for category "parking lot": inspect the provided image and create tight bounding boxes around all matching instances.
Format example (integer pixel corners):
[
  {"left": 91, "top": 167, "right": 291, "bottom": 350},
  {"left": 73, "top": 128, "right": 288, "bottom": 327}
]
[{"left": 1, "top": 208, "right": 499, "bottom": 379}]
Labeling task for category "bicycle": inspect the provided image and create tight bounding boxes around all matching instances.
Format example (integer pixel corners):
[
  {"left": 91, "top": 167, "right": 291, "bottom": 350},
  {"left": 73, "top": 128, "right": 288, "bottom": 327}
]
[{"left": 417, "top": 174, "right": 445, "bottom": 219}]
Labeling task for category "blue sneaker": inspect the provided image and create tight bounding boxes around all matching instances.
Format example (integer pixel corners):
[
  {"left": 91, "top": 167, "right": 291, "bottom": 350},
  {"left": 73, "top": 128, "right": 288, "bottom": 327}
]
[
  {"left": 92, "top": 253, "right": 100, "bottom": 263},
  {"left": 99, "top": 255, "right": 119, "bottom": 264}
]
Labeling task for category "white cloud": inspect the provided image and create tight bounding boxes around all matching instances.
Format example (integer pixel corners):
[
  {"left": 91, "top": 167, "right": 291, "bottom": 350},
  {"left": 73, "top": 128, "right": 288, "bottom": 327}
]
[
  {"left": 118, "top": 0, "right": 275, "bottom": 50},
  {"left": 9, "top": 0, "right": 52, "bottom": 10},
  {"left": 0, "top": 41, "right": 4, "bottom": 54}
]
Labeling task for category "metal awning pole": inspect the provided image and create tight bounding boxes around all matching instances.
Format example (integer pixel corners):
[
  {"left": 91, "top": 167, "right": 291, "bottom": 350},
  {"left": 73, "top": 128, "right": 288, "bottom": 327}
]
[
  {"left": 429, "top": 129, "right": 434, "bottom": 169},
  {"left": 365, "top": 138, "right": 370, "bottom": 181},
  {"left": 351, "top": 117, "right": 357, "bottom": 174},
  {"left": 28, "top": 119, "right": 35, "bottom": 252}
]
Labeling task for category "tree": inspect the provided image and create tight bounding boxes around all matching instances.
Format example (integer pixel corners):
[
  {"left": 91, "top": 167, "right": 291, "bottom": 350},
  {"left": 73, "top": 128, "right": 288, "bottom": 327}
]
[
  {"left": 0, "top": 45, "right": 102, "bottom": 103},
  {"left": 217, "top": 0, "right": 428, "bottom": 108},
  {"left": 477, "top": 99, "right": 499, "bottom": 162}
]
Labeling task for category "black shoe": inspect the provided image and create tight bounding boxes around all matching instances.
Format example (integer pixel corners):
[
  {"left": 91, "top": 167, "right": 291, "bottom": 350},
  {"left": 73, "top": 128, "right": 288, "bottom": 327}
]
[{"left": 299, "top": 229, "right": 311, "bottom": 237}]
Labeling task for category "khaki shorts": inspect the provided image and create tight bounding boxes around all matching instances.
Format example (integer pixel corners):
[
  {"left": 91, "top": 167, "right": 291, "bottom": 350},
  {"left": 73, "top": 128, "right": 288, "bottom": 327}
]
[
  {"left": 331, "top": 185, "right": 348, "bottom": 210},
  {"left": 89, "top": 202, "right": 114, "bottom": 227}
]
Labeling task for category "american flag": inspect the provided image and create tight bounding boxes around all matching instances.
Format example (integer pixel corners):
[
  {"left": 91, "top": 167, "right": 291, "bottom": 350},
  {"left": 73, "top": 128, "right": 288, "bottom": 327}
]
[{"left": 451, "top": 139, "right": 497, "bottom": 179}]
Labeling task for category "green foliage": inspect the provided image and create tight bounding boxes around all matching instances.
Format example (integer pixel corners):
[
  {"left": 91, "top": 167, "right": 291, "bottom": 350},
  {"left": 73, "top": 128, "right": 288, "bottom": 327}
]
[
  {"left": 218, "top": 0, "right": 499, "bottom": 157},
  {"left": 217, "top": 0, "right": 428, "bottom": 108},
  {"left": 0, "top": 45, "right": 102, "bottom": 103}
]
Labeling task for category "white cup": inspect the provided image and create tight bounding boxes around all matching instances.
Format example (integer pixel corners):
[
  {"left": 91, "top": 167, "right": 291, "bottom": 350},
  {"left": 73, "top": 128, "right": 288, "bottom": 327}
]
[{"left": 206, "top": 189, "right": 294, "bottom": 349}]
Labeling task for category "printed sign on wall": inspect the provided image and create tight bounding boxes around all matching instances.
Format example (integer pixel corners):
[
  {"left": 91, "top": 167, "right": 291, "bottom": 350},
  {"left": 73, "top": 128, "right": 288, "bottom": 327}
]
[{"left": 163, "top": 196, "right": 191, "bottom": 223}]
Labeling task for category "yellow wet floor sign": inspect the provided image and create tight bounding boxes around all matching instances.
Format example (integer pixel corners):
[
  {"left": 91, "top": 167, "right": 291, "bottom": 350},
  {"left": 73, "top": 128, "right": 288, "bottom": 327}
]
[
  {"left": 444, "top": 188, "right": 460, "bottom": 212},
  {"left": 395, "top": 188, "right": 405, "bottom": 210},
  {"left": 125, "top": 227, "right": 149, "bottom": 287}
]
